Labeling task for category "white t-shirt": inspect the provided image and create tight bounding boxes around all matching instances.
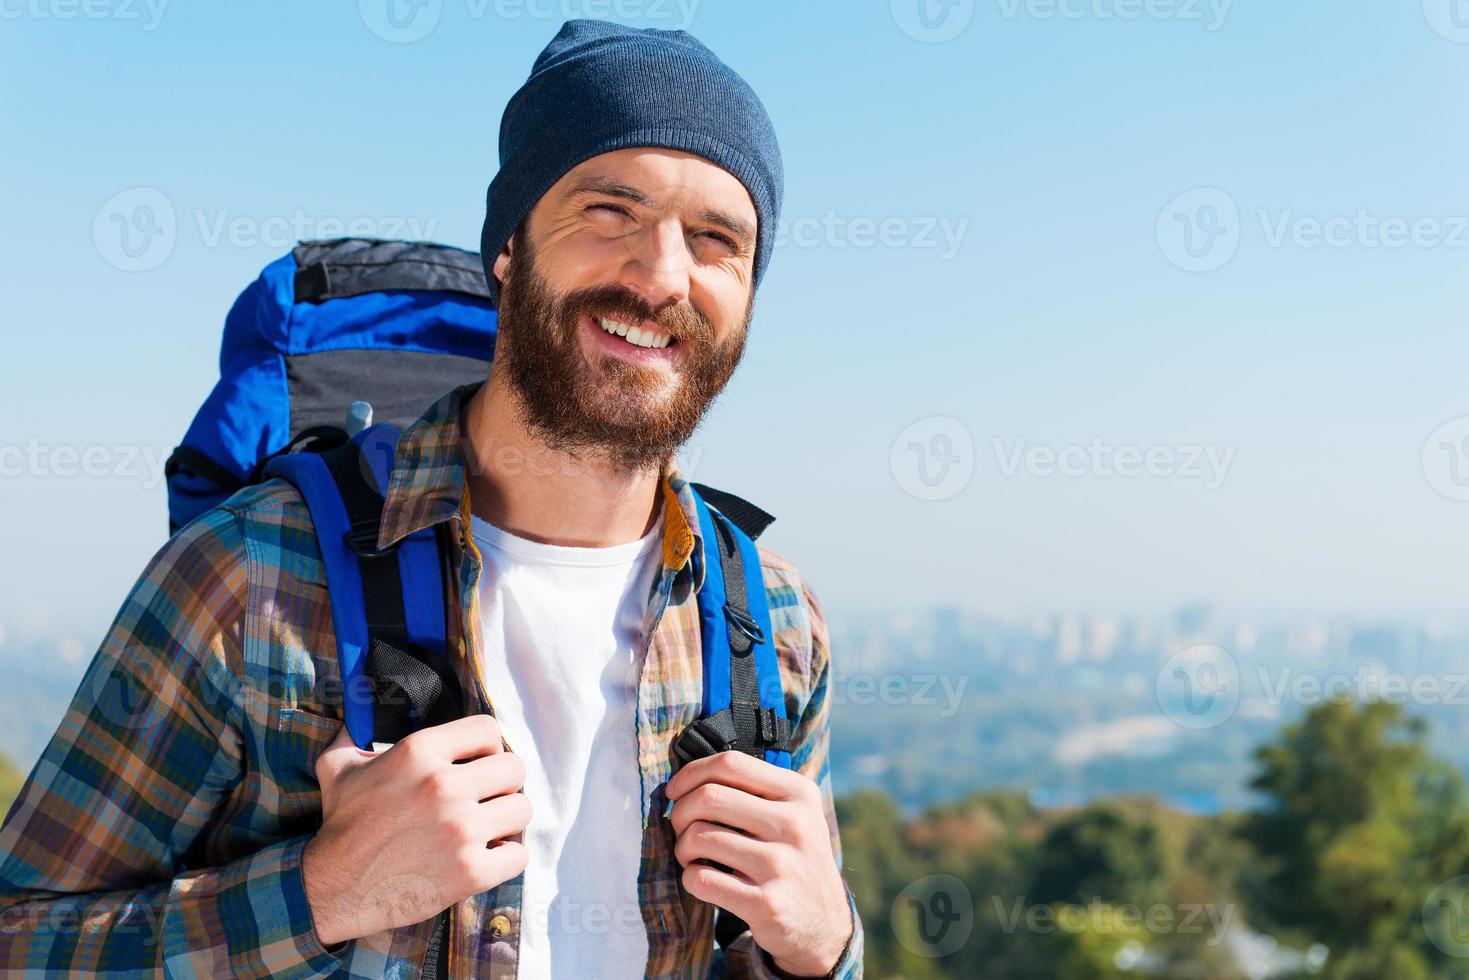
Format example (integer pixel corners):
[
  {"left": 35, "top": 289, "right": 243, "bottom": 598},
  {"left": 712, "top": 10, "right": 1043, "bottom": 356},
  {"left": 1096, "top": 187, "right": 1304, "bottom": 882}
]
[{"left": 469, "top": 511, "right": 663, "bottom": 980}]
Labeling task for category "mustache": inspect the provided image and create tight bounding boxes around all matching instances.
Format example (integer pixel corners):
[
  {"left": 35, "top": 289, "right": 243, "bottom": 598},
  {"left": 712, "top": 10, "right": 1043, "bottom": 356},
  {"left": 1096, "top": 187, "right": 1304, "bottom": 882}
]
[{"left": 558, "top": 284, "right": 712, "bottom": 347}]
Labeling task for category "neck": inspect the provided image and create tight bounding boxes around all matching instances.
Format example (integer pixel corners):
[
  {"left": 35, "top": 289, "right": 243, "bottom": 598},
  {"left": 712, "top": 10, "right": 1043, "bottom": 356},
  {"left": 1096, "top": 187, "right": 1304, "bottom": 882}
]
[{"left": 461, "top": 369, "right": 664, "bottom": 548}]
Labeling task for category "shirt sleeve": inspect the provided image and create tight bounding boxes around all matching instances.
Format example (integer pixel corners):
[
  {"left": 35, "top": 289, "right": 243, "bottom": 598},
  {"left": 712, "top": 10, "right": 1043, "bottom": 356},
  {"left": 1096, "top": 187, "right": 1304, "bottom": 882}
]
[
  {"left": 719, "top": 572, "right": 865, "bottom": 979},
  {"left": 0, "top": 506, "right": 348, "bottom": 978}
]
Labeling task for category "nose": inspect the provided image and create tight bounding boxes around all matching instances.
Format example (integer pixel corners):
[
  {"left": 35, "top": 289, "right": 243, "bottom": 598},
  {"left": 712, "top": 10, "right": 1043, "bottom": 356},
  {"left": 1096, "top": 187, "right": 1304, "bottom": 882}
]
[{"left": 618, "top": 218, "right": 692, "bottom": 311}]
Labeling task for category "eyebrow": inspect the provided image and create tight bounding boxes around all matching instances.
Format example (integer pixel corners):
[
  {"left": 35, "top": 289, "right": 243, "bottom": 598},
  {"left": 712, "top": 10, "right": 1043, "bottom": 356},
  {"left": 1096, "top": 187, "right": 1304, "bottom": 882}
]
[{"left": 565, "top": 174, "right": 756, "bottom": 246}]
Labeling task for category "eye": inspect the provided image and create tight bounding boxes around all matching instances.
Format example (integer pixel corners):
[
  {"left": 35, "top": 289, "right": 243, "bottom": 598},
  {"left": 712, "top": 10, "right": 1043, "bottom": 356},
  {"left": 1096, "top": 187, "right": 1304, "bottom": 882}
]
[
  {"left": 697, "top": 229, "right": 740, "bottom": 251},
  {"left": 586, "top": 202, "right": 632, "bottom": 219}
]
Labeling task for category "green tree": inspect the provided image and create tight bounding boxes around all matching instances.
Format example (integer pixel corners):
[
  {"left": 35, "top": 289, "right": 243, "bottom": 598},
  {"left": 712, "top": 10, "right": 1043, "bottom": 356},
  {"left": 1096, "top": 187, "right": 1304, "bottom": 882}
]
[
  {"left": 0, "top": 750, "right": 22, "bottom": 818},
  {"left": 1029, "top": 801, "right": 1170, "bottom": 909},
  {"left": 1239, "top": 698, "right": 1469, "bottom": 978}
]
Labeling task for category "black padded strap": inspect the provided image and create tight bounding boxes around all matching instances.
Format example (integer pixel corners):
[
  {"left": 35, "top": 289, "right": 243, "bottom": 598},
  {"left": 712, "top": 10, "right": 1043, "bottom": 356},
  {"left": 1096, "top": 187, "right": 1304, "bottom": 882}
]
[
  {"left": 321, "top": 441, "right": 463, "bottom": 745},
  {"left": 713, "top": 514, "right": 763, "bottom": 756},
  {"left": 363, "top": 637, "right": 463, "bottom": 741},
  {"left": 690, "top": 482, "right": 775, "bottom": 541}
]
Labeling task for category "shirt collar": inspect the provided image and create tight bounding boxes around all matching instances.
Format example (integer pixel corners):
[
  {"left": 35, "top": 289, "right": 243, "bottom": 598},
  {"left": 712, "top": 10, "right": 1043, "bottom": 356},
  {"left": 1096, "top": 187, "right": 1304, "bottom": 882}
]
[{"left": 376, "top": 380, "right": 708, "bottom": 593}]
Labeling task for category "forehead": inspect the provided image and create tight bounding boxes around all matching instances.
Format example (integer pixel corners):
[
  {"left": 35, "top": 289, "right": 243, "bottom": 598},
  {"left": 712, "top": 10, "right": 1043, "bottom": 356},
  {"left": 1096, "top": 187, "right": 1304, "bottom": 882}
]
[{"left": 544, "top": 147, "right": 757, "bottom": 224}]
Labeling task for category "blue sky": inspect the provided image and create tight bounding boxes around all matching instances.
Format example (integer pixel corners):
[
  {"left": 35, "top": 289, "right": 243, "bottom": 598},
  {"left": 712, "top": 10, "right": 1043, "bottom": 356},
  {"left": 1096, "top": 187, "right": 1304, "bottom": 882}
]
[{"left": 3, "top": 0, "right": 1468, "bottom": 636}]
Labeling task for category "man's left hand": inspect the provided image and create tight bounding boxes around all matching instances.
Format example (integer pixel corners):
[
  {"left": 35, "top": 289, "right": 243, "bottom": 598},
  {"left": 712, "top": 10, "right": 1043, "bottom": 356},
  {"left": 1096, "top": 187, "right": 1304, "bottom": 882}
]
[{"left": 666, "top": 751, "right": 853, "bottom": 977}]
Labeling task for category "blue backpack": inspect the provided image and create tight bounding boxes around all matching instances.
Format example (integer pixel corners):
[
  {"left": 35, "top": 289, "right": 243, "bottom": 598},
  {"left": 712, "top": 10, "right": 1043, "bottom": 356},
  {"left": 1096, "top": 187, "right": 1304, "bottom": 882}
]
[{"left": 166, "top": 238, "right": 794, "bottom": 768}]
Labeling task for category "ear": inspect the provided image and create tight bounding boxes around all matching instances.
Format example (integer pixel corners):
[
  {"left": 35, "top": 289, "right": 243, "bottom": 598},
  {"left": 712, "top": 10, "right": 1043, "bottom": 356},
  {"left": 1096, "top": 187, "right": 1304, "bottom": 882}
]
[{"left": 492, "top": 237, "right": 513, "bottom": 285}]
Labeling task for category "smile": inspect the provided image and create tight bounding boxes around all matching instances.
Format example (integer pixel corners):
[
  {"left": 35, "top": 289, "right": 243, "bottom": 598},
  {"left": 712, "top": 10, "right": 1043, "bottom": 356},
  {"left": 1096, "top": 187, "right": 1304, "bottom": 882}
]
[{"left": 596, "top": 316, "right": 676, "bottom": 349}]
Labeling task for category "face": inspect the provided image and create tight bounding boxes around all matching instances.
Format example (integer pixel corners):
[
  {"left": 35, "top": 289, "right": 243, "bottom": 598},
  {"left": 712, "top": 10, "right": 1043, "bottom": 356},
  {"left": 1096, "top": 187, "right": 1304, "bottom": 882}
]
[{"left": 490, "top": 147, "right": 759, "bottom": 473}]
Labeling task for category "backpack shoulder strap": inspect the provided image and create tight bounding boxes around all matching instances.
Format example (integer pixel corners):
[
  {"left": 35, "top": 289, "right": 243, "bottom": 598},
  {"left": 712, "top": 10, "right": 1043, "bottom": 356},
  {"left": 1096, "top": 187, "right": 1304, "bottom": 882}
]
[
  {"left": 689, "top": 481, "right": 775, "bottom": 541},
  {"left": 264, "top": 424, "right": 463, "bottom": 751},
  {"left": 674, "top": 487, "right": 793, "bottom": 770}
]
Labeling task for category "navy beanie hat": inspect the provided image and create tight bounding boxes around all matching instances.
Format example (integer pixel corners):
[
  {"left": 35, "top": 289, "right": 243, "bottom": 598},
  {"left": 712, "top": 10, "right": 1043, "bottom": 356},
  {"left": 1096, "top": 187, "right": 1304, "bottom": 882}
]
[{"left": 480, "top": 19, "right": 784, "bottom": 306}]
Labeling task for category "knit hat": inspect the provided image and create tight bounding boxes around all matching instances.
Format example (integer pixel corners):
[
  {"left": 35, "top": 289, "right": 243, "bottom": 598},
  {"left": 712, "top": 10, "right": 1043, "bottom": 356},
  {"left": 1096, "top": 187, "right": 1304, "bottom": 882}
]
[{"left": 480, "top": 19, "right": 784, "bottom": 306}]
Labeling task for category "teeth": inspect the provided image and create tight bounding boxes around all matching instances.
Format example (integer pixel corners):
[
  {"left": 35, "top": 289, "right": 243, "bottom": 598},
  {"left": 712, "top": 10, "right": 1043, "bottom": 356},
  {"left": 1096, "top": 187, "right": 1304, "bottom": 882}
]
[{"left": 597, "top": 317, "right": 672, "bottom": 350}]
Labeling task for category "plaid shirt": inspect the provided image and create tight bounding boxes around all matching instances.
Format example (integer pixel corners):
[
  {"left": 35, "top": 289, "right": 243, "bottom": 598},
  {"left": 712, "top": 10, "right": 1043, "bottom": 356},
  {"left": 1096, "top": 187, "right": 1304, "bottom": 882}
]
[{"left": 0, "top": 383, "right": 863, "bottom": 978}]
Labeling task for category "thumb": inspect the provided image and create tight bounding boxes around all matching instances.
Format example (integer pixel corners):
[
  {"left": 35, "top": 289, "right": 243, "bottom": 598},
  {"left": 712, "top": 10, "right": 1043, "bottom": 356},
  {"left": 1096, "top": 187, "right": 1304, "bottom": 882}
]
[{"left": 315, "top": 721, "right": 378, "bottom": 786}]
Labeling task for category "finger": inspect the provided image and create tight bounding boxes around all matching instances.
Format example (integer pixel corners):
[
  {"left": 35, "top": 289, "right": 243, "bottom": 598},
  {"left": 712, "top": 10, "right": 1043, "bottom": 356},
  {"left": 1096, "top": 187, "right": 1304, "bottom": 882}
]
[
  {"left": 398, "top": 713, "right": 504, "bottom": 763},
  {"left": 666, "top": 751, "right": 810, "bottom": 804},
  {"left": 469, "top": 839, "right": 529, "bottom": 893},
  {"left": 673, "top": 820, "right": 776, "bottom": 881},
  {"left": 474, "top": 790, "right": 533, "bottom": 843},
  {"left": 669, "top": 781, "right": 781, "bottom": 840},
  {"left": 681, "top": 861, "right": 761, "bottom": 919},
  {"left": 460, "top": 751, "right": 527, "bottom": 802}
]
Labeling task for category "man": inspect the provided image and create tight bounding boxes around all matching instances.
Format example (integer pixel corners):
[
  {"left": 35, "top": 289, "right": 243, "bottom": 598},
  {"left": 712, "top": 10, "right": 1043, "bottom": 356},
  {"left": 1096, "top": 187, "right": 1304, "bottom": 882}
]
[{"left": 0, "top": 19, "right": 861, "bottom": 979}]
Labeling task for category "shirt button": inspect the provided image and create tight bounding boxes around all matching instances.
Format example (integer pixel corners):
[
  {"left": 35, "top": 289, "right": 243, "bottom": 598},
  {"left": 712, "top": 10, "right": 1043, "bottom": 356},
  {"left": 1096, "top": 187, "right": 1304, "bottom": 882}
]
[{"left": 488, "top": 914, "right": 512, "bottom": 937}]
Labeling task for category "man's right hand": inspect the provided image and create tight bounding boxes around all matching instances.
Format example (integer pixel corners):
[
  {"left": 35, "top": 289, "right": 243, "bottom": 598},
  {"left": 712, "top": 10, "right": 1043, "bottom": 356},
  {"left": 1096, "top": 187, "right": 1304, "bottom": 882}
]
[{"left": 301, "top": 713, "right": 531, "bottom": 948}]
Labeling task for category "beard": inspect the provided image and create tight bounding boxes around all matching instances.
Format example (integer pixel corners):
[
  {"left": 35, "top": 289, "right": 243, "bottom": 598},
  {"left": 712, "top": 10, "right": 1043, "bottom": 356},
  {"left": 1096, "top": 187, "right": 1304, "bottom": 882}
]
[{"left": 491, "top": 231, "right": 753, "bottom": 473}]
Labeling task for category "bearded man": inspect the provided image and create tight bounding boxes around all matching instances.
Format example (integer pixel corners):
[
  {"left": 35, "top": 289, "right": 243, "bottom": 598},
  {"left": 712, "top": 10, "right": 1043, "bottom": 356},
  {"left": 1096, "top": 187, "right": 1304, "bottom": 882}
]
[{"left": 0, "top": 19, "right": 861, "bottom": 980}]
